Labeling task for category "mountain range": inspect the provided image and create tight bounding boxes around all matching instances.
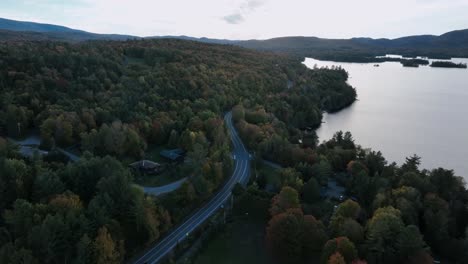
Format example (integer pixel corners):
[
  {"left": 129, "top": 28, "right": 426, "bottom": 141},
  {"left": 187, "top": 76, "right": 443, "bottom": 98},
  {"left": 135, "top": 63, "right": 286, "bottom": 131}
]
[{"left": 1, "top": 17, "right": 468, "bottom": 60}]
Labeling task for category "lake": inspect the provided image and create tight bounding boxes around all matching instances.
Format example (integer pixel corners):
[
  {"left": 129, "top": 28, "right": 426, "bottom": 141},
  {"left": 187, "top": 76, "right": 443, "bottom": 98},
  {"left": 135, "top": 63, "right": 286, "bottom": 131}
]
[{"left": 303, "top": 57, "right": 468, "bottom": 182}]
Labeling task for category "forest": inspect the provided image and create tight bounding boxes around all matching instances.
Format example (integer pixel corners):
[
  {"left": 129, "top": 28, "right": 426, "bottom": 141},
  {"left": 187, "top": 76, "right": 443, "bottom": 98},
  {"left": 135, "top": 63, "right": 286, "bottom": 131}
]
[
  {"left": 238, "top": 29, "right": 468, "bottom": 63},
  {"left": 430, "top": 61, "right": 467, "bottom": 68},
  {"left": 0, "top": 39, "right": 356, "bottom": 263},
  {"left": 229, "top": 104, "right": 468, "bottom": 264}
]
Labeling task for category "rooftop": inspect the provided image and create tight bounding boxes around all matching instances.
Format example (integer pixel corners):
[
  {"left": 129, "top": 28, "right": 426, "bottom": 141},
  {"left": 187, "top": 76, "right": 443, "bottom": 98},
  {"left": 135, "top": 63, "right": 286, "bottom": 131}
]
[
  {"left": 160, "top": 148, "right": 185, "bottom": 161},
  {"left": 129, "top": 160, "right": 161, "bottom": 170}
]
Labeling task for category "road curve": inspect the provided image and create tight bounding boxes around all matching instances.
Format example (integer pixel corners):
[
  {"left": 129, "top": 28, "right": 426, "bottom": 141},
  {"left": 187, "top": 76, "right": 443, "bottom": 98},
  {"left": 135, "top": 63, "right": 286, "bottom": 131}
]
[
  {"left": 143, "top": 177, "right": 188, "bottom": 196},
  {"left": 133, "top": 111, "right": 251, "bottom": 264}
]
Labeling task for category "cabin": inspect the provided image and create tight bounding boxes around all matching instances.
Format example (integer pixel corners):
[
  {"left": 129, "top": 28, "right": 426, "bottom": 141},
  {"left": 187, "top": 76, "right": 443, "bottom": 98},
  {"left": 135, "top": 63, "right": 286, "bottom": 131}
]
[
  {"left": 129, "top": 160, "right": 162, "bottom": 174},
  {"left": 160, "top": 148, "right": 185, "bottom": 162}
]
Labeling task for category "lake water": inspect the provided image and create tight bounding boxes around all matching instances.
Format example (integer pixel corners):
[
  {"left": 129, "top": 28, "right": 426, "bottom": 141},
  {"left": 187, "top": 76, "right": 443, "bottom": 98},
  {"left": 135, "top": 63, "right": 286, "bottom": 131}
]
[{"left": 303, "top": 57, "right": 468, "bottom": 181}]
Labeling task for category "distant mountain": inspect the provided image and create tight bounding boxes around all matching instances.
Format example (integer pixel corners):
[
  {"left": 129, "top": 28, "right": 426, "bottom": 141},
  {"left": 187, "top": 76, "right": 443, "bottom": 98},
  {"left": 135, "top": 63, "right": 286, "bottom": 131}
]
[
  {"left": 1, "top": 17, "right": 467, "bottom": 59},
  {"left": 238, "top": 30, "right": 468, "bottom": 60},
  {"left": 147, "top": 35, "right": 238, "bottom": 45},
  {"left": 0, "top": 17, "right": 136, "bottom": 41},
  {"left": 0, "top": 17, "right": 85, "bottom": 33}
]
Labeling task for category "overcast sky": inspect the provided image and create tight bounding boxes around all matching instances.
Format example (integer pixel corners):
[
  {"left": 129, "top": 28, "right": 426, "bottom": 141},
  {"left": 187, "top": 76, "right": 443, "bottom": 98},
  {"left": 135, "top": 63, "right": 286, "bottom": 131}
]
[{"left": 1, "top": 0, "right": 468, "bottom": 40}]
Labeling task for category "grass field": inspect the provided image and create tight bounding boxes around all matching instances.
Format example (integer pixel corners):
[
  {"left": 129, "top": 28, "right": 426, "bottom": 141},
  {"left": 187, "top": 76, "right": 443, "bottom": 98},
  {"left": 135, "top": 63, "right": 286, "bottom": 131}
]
[{"left": 193, "top": 216, "right": 271, "bottom": 264}]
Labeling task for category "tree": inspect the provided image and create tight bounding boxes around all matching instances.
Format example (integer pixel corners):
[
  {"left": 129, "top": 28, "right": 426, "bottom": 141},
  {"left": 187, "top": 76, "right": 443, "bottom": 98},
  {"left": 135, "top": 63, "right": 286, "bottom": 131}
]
[
  {"left": 334, "top": 200, "right": 361, "bottom": 219},
  {"left": 6, "top": 105, "right": 31, "bottom": 138},
  {"left": 302, "top": 215, "right": 328, "bottom": 257},
  {"left": 278, "top": 168, "right": 303, "bottom": 190},
  {"left": 32, "top": 172, "right": 65, "bottom": 202},
  {"left": 312, "top": 160, "right": 333, "bottom": 185},
  {"left": 391, "top": 186, "right": 422, "bottom": 225},
  {"left": 94, "top": 227, "right": 120, "bottom": 264},
  {"left": 404, "top": 250, "right": 433, "bottom": 264},
  {"left": 347, "top": 160, "right": 368, "bottom": 177},
  {"left": 266, "top": 209, "right": 327, "bottom": 263},
  {"left": 329, "top": 200, "right": 364, "bottom": 244},
  {"left": 365, "top": 207, "right": 409, "bottom": 263},
  {"left": 0, "top": 159, "right": 30, "bottom": 211},
  {"left": 396, "top": 225, "right": 427, "bottom": 261},
  {"left": 321, "top": 237, "right": 358, "bottom": 264},
  {"left": 423, "top": 193, "right": 449, "bottom": 251},
  {"left": 302, "top": 177, "right": 321, "bottom": 203},
  {"left": 74, "top": 234, "right": 93, "bottom": 264},
  {"left": 328, "top": 252, "right": 346, "bottom": 264},
  {"left": 232, "top": 104, "right": 245, "bottom": 122},
  {"left": 429, "top": 168, "right": 464, "bottom": 201},
  {"left": 401, "top": 155, "right": 421, "bottom": 172},
  {"left": 270, "top": 186, "right": 300, "bottom": 216},
  {"left": 364, "top": 150, "right": 387, "bottom": 176},
  {"left": 6, "top": 247, "right": 38, "bottom": 264},
  {"left": 266, "top": 209, "right": 304, "bottom": 264}
]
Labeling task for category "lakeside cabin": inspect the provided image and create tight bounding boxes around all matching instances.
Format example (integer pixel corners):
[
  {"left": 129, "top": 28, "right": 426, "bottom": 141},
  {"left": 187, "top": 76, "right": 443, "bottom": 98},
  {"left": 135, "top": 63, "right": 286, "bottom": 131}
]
[
  {"left": 129, "top": 160, "right": 162, "bottom": 174},
  {"left": 160, "top": 148, "right": 185, "bottom": 162}
]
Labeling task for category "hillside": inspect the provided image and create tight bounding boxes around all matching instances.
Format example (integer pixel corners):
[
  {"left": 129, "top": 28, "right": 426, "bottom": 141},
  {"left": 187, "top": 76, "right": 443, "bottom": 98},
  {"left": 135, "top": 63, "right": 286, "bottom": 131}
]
[
  {"left": 0, "top": 17, "right": 136, "bottom": 41},
  {"left": 1, "top": 17, "right": 468, "bottom": 60},
  {"left": 239, "top": 30, "right": 468, "bottom": 60},
  {"left": 0, "top": 17, "right": 86, "bottom": 33}
]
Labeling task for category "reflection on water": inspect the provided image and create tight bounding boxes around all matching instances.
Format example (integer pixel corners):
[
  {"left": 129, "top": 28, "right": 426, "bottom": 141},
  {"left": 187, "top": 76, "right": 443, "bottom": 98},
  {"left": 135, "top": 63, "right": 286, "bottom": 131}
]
[{"left": 304, "top": 57, "right": 468, "bottom": 181}]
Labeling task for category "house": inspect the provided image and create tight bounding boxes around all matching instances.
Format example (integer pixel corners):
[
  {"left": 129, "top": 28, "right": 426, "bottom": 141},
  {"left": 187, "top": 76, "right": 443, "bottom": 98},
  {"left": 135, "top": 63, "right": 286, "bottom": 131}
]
[
  {"left": 129, "top": 160, "right": 162, "bottom": 174},
  {"left": 160, "top": 148, "right": 185, "bottom": 162}
]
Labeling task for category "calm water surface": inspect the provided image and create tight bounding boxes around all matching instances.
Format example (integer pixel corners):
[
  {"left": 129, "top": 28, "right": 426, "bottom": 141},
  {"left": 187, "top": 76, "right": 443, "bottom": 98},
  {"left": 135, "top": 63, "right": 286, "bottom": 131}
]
[{"left": 303, "top": 57, "right": 468, "bottom": 181}]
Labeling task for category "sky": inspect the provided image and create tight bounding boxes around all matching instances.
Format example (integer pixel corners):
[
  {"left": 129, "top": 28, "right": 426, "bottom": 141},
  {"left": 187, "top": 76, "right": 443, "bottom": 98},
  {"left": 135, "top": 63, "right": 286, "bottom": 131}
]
[{"left": 1, "top": 0, "right": 468, "bottom": 40}]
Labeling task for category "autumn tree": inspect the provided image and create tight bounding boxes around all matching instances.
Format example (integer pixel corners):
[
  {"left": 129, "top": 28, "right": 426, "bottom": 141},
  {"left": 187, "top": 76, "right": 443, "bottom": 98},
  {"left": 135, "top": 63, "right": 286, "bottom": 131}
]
[
  {"left": 94, "top": 226, "right": 120, "bottom": 264},
  {"left": 328, "top": 252, "right": 346, "bottom": 264},
  {"left": 266, "top": 209, "right": 327, "bottom": 263},
  {"left": 270, "top": 186, "right": 300, "bottom": 216},
  {"left": 321, "top": 237, "right": 357, "bottom": 264}
]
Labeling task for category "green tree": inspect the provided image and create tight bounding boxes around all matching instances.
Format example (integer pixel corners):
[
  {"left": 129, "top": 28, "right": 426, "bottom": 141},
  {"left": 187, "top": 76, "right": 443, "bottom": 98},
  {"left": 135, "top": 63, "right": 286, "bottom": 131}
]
[
  {"left": 278, "top": 167, "right": 303, "bottom": 190},
  {"left": 365, "top": 207, "right": 406, "bottom": 263},
  {"left": 74, "top": 234, "right": 93, "bottom": 264},
  {"left": 302, "top": 177, "right": 321, "bottom": 203},
  {"left": 396, "top": 225, "right": 427, "bottom": 261}
]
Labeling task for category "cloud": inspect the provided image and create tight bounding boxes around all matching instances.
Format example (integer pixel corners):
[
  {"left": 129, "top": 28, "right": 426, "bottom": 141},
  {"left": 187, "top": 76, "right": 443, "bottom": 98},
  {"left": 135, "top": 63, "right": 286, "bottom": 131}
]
[
  {"left": 244, "top": 0, "right": 263, "bottom": 10},
  {"left": 223, "top": 0, "right": 265, "bottom": 24},
  {"left": 223, "top": 13, "right": 244, "bottom": 24}
]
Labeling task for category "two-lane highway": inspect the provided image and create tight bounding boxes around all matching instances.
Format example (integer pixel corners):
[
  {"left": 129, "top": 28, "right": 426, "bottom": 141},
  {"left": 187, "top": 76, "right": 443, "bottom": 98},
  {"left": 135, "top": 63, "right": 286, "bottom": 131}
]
[{"left": 133, "top": 111, "right": 251, "bottom": 264}]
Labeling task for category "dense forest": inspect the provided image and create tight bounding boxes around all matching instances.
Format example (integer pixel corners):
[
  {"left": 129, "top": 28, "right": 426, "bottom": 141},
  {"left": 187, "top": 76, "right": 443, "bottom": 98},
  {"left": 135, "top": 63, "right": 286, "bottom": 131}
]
[
  {"left": 0, "top": 39, "right": 356, "bottom": 263},
  {"left": 2, "top": 18, "right": 468, "bottom": 63},
  {"left": 2, "top": 37, "right": 465, "bottom": 264},
  {"left": 238, "top": 30, "right": 468, "bottom": 62},
  {"left": 230, "top": 104, "right": 468, "bottom": 264},
  {"left": 430, "top": 61, "right": 467, "bottom": 68},
  {"left": 400, "top": 59, "right": 429, "bottom": 67}
]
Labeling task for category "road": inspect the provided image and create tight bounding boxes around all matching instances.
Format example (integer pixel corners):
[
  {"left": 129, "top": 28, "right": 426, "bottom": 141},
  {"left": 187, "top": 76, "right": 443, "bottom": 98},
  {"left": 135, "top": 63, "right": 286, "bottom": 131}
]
[
  {"left": 133, "top": 111, "right": 251, "bottom": 264},
  {"left": 9, "top": 135, "right": 80, "bottom": 162},
  {"left": 143, "top": 177, "right": 188, "bottom": 196}
]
